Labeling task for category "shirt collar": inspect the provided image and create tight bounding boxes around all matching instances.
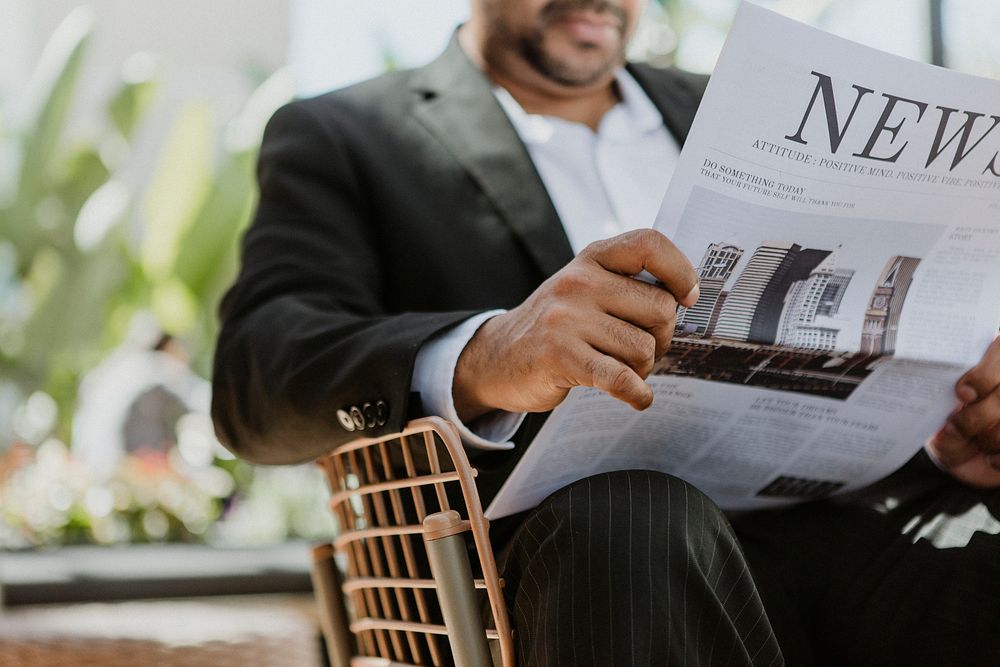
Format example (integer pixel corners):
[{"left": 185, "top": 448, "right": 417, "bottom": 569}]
[
  {"left": 614, "top": 67, "right": 665, "bottom": 133},
  {"left": 494, "top": 68, "right": 665, "bottom": 145}
]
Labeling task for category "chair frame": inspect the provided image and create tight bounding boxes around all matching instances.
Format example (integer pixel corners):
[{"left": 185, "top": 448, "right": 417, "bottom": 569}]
[{"left": 312, "top": 417, "right": 515, "bottom": 667}]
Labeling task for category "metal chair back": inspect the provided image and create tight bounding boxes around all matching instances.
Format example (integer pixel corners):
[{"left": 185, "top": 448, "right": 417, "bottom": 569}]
[{"left": 312, "top": 417, "right": 514, "bottom": 667}]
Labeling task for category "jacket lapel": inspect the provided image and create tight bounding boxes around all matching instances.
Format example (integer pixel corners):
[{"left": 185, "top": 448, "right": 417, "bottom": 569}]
[{"left": 409, "top": 37, "right": 573, "bottom": 279}]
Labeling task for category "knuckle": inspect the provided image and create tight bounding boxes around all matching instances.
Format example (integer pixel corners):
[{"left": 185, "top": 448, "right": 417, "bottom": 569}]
[
  {"left": 928, "top": 439, "right": 959, "bottom": 466},
  {"left": 609, "top": 365, "right": 636, "bottom": 395},
  {"left": 583, "top": 355, "right": 601, "bottom": 379},
  {"left": 962, "top": 368, "right": 989, "bottom": 393},
  {"left": 936, "top": 447, "right": 966, "bottom": 468},
  {"left": 628, "top": 228, "right": 657, "bottom": 247},
  {"left": 551, "top": 266, "right": 593, "bottom": 296},
  {"left": 653, "top": 329, "right": 674, "bottom": 356},
  {"left": 663, "top": 328, "right": 676, "bottom": 349},
  {"left": 654, "top": 288, "right": 678, "bottom": 314},
  {"left": 605, "top": 319, "right": 630, "bottom": 346},
  {"left": 636, "top": 229, "right": 666, "bottom": 255},
  {"left": 950, "top": 412, "right": 975, "bottom": 438},
  {"left": 636, "top": 331, "right": 657, "bottom": 361},
  {"left": 579, "top": 239, "right": 608, "bottom": 259},
  {"left": 620, "top": 230, "right": 649, "bottom": 255},
  {"left": 539, "top": 302, "right": 572, "bottom": 328},
  {"left": 608, "top": 323, "right": 655, "bottom": 366},
  {"left": 663, "top": 304, "right": 678, "bottom": 329}
]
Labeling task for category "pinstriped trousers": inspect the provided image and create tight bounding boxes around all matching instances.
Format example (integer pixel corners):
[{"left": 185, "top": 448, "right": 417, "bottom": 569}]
[{"left": 499, "top": 470, "right": 782, "bottom": 666}]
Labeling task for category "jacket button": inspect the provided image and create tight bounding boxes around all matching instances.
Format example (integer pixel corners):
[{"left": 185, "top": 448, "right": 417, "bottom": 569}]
[
  {"left": 336, "top": 409, "right": 355, "bottom": 432},
  {"left": 375, "top": 400, "right": 388, "bottom": 426},
  {"left": 350, "top": 406, "right": 366, "bottom": 431},
  {"left": 362, "top": 402, "right": 376, "bottom": 428}
]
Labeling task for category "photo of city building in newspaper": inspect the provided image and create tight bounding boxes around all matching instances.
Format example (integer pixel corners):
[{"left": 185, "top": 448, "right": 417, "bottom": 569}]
[
  {"left": 659, "top": 238, "right": 923, "bottom": 399},
  {"left": 652, "top": 336, "right": 881, "bottom": 399},
  {"left": 657, "top": 186, "right": 944, "bottom": 399}
]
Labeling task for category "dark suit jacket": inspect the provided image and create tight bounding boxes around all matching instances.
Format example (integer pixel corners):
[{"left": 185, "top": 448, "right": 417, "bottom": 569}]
[{"left": 211, "top": 36, "right": 707, "bottom": 504}]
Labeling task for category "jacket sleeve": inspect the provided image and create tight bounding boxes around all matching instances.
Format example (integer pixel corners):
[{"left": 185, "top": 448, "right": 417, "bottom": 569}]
[{"left": 211, "top": 100, "right": 479, "bottom": 464}]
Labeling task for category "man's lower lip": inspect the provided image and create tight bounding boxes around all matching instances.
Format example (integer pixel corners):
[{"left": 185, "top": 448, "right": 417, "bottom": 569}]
[{"left": 557, "top": 17, "right": 618, "bottom": 43}]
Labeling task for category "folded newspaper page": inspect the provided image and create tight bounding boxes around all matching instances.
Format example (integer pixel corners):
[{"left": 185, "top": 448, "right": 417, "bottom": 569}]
[{"left": 487, "top": 2, "right": 1000, "bottom": 519}]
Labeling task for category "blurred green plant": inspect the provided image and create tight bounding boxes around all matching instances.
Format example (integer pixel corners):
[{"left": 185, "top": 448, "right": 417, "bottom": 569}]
[
  {"left": 0, "top": 7, "right": 293, "bottom": 445},
  {"left": 0, "top": 8, "right": 335, "bottom": 549}
]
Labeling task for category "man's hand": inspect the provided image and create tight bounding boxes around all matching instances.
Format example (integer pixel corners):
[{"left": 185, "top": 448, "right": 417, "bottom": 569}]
[
  {"left": 926, "top": 335, "right": 1000, "bottom": 488},
  {"left": 453, "top": 229, "right": 700, "bottom": 422}
]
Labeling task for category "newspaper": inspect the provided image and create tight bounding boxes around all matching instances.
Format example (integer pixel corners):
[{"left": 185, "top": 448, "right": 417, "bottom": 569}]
[{"left": 486, "top": 3, "right": 1000, "bottom": 519}]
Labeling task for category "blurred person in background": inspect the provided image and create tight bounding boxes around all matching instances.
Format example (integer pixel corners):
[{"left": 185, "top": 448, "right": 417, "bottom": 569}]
[
  {"left": 212, "top": 0, "right": 1000, "bottom": 664},
  {"left": 73, "top": 313, "right": 210, "bottom": 479}
]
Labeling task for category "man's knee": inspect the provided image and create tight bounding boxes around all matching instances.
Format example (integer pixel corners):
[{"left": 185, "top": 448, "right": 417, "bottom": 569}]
[
  {"left": 528, "top": 469, "right": 725, "bottom": 558},
  {"left": 504, "top": 471, "right": 773, "bottom": 664}
]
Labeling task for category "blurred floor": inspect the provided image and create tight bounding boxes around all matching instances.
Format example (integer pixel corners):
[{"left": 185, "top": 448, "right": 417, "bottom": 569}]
[{"left": 0, "top": 594, "right": 321, "bottom": 667}]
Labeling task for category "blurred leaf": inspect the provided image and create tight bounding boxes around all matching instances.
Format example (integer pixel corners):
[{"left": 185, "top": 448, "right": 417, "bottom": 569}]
[
  {"left": 24, "top": 246, "right": 63, "bottom": 306},
  {"left": 55, "top": 146, "right": 111, "bottom": 228},
  {"left": 173, "top": 69, "right": 296, "bottom": 299},
  {"left": 174, "top": 153, "right": 255, "bottom": 378},
  {"left": 151, "top": 276, "right": 198, "bottom": 334},
  {"left": 107, "top": 54, "right": 159, "bottom": 141},
  {"left": 179, "top": 69, "right": 295, "bottom": 376},
  {"left": 172, "top": 150, "right": 254, "bottom": 298},
  {"left": 224, "top": 68, "right": 295, "bottom": 153},
  {"left": 19, "top": 237, "right": 128, "bottom": 383},
  {"left": 140, "top": 103, "right": 213, "bottom": 281},
  {"left": 5, "top": 8, "right": 93, "bottom": 268},
  {"left": 73, "top": 180, "right": 130, "bottom": 253}
]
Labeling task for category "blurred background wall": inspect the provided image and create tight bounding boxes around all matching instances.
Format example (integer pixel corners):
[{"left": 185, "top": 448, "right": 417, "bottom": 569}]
[
  {"left": 1, "top": 0, "right": 997, "bottom": 554},
  {"left": 2, "top": 0, "right": 289, "bottom": 129}
]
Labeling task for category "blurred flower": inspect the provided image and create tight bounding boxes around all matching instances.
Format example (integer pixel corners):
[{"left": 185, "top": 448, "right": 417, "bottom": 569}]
[
  {"left": 12, "top": 390, "right": 58, "bottom": 444},
  {"left": 0, "top": 436, "right": 334, "bottom": 549}
]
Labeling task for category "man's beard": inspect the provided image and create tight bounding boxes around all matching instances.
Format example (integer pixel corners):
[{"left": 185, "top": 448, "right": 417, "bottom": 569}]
[{"left": 490, "top": 0, "right": 628, "bottom": 87}]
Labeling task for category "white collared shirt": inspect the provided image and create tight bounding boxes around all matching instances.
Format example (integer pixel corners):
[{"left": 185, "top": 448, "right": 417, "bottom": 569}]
[{"left": 412, "top": 68, "right": 681, "bottom": 450}]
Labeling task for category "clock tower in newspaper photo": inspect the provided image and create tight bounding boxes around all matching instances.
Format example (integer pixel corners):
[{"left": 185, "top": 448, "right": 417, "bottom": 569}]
[{"left": 860, "top": 255, "right": 921, "bottom": 355}]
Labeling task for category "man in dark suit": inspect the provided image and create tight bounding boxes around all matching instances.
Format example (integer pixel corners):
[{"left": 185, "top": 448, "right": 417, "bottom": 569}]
[{"left": 213, "top": 0, "right": 1000, "bottom": 664}]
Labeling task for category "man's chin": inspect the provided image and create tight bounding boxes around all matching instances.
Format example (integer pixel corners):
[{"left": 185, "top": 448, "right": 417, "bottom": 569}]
[
  {"left": 532, "top": 45, "right": 621, "bottom": 87},
  {"left": 542, "top": 61, "right": 619, "bottom": 88}
]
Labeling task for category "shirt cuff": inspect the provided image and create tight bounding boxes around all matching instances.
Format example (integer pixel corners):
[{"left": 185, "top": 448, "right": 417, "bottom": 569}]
[{"left": 412, "top": 310, "right": 524, "bottom": 451}]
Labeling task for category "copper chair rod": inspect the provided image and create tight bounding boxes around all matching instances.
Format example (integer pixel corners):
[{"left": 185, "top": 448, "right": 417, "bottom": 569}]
[
  {"left": 351, "top": 618, "right": 501, "bottom": 640},
  {"left": 329, "top": 420, "right": 461, "bottom": 456},
  {"left": 343, "top": 577, "right": 488, "bottom": 593},
  {"left": 328, "top": 471, "right": 463, "bottom": 507},
  {"left": 332, "top": 524, "right": 423, "bottom": 550},
  {"left": 333, "top": 519, "right": 473, "bottom": 551}
]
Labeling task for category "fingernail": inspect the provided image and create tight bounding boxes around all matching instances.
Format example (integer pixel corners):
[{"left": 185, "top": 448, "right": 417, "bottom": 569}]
[
  {"left": 956, "top": 384, "right": 978, "bottom": 404},
  {"left": 681, "top": 283, "right": 700, "bottom": 308}
]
